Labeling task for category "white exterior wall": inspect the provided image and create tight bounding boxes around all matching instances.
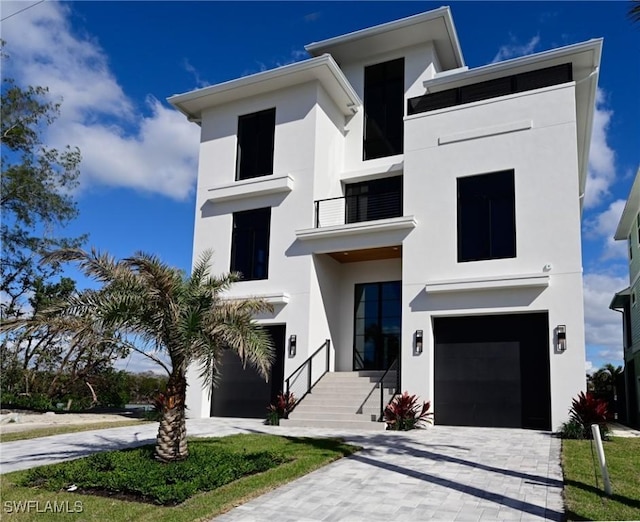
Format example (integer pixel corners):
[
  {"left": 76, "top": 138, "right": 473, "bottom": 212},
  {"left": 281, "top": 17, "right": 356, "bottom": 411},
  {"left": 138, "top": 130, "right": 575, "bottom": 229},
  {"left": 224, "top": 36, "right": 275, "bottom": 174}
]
[
  {"left": 187, "top": 82, "right": 341, "bottom": 417},
  {"left": 402, "top": 82, "right": 586, "bottom": 429},
  {"left": 186, "top": 33, "right": 588, "bottom": 430}
]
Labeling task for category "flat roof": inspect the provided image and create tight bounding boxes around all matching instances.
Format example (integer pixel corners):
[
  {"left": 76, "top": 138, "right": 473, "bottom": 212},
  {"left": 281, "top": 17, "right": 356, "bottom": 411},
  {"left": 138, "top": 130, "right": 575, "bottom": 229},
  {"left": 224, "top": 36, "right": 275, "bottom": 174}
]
[
  {"left": 305, "top": 7, "right": 464, "bottom": 70},
  {"left": 168, "top": 54, "right": 362, "bottom": 122}
]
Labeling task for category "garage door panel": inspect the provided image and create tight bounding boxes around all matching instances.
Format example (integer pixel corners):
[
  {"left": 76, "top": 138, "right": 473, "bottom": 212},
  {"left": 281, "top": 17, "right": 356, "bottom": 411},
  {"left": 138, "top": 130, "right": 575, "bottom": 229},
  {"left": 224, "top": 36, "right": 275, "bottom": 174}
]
[{"left": 434, "top": 314, "right": 550, "bottom": 430}]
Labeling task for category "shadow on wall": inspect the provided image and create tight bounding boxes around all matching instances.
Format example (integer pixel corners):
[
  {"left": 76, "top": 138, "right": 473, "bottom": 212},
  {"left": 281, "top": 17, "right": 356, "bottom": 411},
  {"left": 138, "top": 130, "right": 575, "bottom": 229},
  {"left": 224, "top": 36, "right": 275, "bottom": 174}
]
[
  {"left": 409, "top": 286, "right": 545, "bottom": 312},
  {"left": 201, "top": 192, "right": 289, "bottom": 218}
]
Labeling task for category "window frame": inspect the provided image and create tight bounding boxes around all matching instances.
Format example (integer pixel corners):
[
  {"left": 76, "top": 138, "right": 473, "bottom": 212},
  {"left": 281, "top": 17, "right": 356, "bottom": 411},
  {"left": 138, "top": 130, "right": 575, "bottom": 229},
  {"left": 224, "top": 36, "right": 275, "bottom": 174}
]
[
  {"left": 235, "top": 108, "right": 276, "bottom": 181},
  {"left": 230, "top": 207, "right": 271, "bottom": 281},
  {"left": 457, "top": 170, "right": 517, "bottom": 263},
  {"left": 363, "top": 57, "right": 405, "bottom": 161}
]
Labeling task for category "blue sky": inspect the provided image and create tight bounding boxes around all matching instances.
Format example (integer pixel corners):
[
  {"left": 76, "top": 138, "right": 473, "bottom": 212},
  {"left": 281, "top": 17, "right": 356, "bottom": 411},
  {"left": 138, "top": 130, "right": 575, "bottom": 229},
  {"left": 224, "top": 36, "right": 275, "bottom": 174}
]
[{"left": 1, "top": 1, "right": 639, "bottom": 374}]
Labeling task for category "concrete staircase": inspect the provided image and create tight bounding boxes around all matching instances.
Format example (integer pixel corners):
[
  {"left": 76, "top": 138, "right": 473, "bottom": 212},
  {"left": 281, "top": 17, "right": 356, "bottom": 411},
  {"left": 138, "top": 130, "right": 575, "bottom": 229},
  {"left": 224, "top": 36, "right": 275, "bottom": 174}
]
[{"left": 280, "top": 370, "right": 397, "bottom": 431}]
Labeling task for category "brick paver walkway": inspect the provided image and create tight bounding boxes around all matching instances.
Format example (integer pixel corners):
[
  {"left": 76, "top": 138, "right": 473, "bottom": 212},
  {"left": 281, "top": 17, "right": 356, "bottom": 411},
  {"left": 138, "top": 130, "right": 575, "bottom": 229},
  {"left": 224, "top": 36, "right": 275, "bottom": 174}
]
[{"left": 0, "top": 418, "right": 563, "bottom": 521}]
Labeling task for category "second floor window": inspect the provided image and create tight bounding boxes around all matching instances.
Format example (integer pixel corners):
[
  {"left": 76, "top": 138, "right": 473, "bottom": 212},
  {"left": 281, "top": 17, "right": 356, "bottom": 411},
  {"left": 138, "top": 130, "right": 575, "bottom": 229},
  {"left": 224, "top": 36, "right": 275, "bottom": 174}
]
[
  {"left": 457, "top": 170, "right": 516, "bottom": 263},
  {"left": 236, "top": 108, "right": 276, "bottom": 180},
  {"left": 231, "top": 207, "right": 271, "bottom": 280},
  {"left": 364, "top": 58, "right": 404, "bottom": 161}
]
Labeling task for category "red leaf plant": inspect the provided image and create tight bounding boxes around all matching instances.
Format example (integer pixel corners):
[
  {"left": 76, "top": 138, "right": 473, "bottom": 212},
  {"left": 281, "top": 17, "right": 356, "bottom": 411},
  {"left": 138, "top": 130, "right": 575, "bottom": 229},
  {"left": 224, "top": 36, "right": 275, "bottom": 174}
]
[
  {"left": 384, "top": 391, "right": 433, "bottom": 431},
  {"left": 569, "top": 391, "right": 609, "bottom": 439},
  {"left": 266, "top": 391, "right": 296, "bottom": 425}
]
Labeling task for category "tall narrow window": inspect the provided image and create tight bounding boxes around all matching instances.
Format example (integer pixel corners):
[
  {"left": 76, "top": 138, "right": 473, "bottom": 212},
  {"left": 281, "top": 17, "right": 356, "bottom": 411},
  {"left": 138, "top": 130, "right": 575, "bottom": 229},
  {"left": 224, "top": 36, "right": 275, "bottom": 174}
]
[
  {"left": 363, "top": 58, "right": 404, "bottom": 160},
  {"left": 236, "top": 108, "right": 276, "bottom": 180},
  {"left": 457, "top": 170, "right": 516, "bottom": 262},
  {"left": 231, "top": 208, "right": 271, "bottom": 280}
]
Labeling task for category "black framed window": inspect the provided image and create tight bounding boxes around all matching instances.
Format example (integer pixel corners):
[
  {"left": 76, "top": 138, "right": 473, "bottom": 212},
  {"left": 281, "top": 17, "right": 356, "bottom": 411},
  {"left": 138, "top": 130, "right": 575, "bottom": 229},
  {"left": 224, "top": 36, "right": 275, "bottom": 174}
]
[
  {"left": 457, "top": 170, "right": 516, "bottom": 262},
  {"left": 345, "top": 176, "right": 402, "bottom": 224},
  {"left": 364, "top": 58, "right": 404, "bottom": 160},
  {"left": 236, "top": 108, "right": 276, "bottom": 180},
  {"left": 231, "top": 208, "right": 271, "bottom": 280},
  {"left": 408, "top": 63, "right": 573, "bottom": 115},
  {"left": 353, "top": 281, "right": 401, "bottom": 371}
]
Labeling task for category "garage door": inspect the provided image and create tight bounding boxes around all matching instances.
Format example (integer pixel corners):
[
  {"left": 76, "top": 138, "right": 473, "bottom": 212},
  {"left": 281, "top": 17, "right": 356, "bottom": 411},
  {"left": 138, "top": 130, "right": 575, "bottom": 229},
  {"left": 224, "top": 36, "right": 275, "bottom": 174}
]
[
  {"left": 433, "top": 313, "right": 550, "bottom": 430},
  {"left": 211, "top": 325, "right": 285, "bottom": 418}
]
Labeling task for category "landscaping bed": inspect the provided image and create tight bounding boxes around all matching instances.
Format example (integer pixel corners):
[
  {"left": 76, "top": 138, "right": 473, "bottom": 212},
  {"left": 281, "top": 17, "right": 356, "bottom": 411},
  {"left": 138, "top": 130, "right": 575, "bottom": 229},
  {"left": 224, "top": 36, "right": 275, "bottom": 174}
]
[{"left": 1, "top": 434, "right": 359, "bottom": 521}]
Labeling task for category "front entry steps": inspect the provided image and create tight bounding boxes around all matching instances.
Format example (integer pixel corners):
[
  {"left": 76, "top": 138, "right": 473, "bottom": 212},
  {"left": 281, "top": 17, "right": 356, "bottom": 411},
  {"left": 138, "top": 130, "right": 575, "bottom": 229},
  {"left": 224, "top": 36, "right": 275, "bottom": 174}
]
[{"left": 280, "top": 371, "right": 396, "bottom": 431}]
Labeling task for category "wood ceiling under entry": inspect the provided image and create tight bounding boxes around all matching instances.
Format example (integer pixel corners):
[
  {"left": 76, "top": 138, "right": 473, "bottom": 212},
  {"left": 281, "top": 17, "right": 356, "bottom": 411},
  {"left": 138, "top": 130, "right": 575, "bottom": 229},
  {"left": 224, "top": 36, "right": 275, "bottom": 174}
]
[{"left": 327, "top": 246, "right": 402, "bottom": 263}]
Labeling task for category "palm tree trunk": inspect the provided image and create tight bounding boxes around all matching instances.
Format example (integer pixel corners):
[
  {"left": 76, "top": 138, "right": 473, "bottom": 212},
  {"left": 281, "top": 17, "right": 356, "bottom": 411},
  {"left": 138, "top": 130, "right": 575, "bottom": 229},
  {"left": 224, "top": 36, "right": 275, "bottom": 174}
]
[{"left": 155, "top": 370, "right": 188, "bottom": 462}]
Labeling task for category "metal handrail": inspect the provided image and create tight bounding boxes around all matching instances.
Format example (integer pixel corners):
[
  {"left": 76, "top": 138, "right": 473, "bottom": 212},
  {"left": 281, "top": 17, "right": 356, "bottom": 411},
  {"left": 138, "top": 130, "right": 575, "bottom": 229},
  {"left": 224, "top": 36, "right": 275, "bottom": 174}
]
[
  {"left": 314, "top": 190, "right": 402, "bottom": 228},
  {"left": 379, "top": 358, "right": 400, "bottom": 422},
  {"left": 284, "top": 339, "right": 330, "bottom": 409}
]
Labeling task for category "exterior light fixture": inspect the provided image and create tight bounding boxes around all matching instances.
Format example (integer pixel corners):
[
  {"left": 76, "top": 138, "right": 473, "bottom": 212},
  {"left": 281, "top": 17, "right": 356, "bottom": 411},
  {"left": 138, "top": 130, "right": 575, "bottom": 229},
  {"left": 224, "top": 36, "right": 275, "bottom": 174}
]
[
  {"left": 556, "top": 325, "right": 567, "bottom": 352},
  {"left": 415, "top": 330, "right": 423, "bottom": 355},
  {"left": 288, "top": 334, "right": 297, "bottom": 357}
]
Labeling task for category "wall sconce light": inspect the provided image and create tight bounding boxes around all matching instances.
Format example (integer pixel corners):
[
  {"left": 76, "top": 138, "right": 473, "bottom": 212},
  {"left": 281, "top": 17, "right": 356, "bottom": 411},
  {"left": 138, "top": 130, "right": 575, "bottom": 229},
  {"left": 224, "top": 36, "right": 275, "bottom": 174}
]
[
  {"left": 415, "top": 330, "right": 423, "bottom": 355},
  {"left": 556, "top": 325, "right": 567, "bottom": 352},
  {"left": 288, "top": 335, "right": 297, "bottom": 357}
]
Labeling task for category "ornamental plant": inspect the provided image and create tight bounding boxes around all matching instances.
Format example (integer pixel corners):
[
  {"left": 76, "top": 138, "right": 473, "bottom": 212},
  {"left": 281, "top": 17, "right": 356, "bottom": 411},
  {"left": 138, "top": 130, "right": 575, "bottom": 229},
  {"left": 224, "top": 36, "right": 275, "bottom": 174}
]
[
  {"left": 564, "top": 391, "right": 610, "bottom": 439},
  {"left": 266, "top": 391, "right": 296, "bottom": 425},
  {"left": 384, "top": 391, "right": 433, "bottom": 431}
]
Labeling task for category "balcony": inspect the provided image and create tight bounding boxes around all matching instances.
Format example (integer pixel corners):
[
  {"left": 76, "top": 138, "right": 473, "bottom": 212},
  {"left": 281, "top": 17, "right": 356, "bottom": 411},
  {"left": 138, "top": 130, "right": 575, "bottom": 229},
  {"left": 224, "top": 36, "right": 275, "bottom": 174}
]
[
  {"left": 314, "top": 190, "right": 402, "bottom": 228},
  {"left": 296, "top": 187, "right": 415, "bottom": 255}
]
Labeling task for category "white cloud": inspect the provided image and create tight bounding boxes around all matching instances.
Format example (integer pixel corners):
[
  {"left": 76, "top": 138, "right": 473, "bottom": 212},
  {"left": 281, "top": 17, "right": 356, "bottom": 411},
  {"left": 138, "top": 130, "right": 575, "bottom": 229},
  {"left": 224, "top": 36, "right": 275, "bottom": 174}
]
[
  {"left": 2, "top": 1, "right": 199, "bottom": 200},
  {"left": 584, "top": 199, "right": 627, "bottom": 259},
  {"left": 583, "top": 273, "right": 626, "bottom": 357},
  {"left": 585, "top": 360, "right": 595, "bottom": 374},
  {"left": 583, "top": 89, "right": 616, "bottom": 209},
  {"left": 492, "top": 34, "right": 540, "bottom": 63}
]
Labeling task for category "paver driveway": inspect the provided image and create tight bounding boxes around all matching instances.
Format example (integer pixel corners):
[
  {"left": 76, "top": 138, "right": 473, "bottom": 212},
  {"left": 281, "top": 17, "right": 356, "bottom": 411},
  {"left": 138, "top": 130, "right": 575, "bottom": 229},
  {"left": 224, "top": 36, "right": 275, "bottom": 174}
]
[{"left": 0, "top": 418, "right": 563, "bottom": 521}]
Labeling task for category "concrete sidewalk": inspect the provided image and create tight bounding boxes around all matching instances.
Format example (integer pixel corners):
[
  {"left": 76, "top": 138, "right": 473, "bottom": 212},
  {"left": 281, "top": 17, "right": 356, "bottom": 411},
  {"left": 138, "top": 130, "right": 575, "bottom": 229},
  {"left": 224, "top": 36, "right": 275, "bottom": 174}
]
[{"left": 0, "top": 418, "right": 564, "bottom": 521}]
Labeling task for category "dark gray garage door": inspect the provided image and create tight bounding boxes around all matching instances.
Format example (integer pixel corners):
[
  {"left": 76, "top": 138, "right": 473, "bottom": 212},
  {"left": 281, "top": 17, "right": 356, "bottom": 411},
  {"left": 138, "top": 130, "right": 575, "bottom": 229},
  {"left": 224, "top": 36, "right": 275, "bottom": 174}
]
[
  {"left": 433, "top": 313, "right": 551, "bottom": 430},
  {"left": 211, "top": 325, "right": 285, "bottom": 418}
]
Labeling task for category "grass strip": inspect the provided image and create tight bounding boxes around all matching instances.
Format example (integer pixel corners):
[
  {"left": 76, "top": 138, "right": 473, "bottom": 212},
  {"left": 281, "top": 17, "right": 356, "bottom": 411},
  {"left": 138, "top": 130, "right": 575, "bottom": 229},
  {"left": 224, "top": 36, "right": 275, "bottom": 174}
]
[
  {"left": 1, "top": 420, "right": 151, "bottom": 443},
  {"left": 562, "top": 437, "right": 640, "bottom": 521},
  {"left": 0, "top": 434, "right": 359, "bottom": 521}
]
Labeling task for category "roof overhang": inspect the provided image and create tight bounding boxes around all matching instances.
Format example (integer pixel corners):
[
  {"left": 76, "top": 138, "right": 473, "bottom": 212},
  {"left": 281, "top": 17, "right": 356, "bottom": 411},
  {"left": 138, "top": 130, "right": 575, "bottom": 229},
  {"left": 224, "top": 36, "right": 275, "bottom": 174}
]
[
  {"left": 614, "top": 168, "right": 640, "bottom": 240},
  {"left": 305, "top": 7, "right": 464, "bottom": 70},
  {"left": 167, "top": 54, "right": 362, "bottom": 123},
  {"left": 610, "top": 287, "right": 630, "bottom": 310},
  {"left": 420, "top": 39, "right": 602, "bottom": 201}
]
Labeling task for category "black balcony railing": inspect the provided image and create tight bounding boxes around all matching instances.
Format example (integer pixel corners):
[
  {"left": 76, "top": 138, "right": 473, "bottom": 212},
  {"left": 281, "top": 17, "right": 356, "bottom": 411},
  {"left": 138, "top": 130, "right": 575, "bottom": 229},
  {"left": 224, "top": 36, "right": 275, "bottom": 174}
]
[{"left": 314, "top": 190, "right": 403, "bottom": 228}]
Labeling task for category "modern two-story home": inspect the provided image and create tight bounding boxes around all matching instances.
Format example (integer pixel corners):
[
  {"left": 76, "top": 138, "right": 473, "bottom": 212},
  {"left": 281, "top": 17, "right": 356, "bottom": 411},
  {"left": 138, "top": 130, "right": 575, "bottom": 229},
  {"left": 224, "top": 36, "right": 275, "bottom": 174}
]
[
  {"left": 169, "top": 7, "right": 601, "bottom": 431},
  {"left": 610, "top": 169, "right": 640, "bottom": 429}
]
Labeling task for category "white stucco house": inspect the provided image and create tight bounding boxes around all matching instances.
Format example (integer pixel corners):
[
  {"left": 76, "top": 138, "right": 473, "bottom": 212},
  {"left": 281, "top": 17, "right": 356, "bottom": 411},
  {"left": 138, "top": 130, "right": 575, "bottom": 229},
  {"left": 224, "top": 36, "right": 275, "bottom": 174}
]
[{"left": 169, "top": 7, "right": 601, "bottom": 431}]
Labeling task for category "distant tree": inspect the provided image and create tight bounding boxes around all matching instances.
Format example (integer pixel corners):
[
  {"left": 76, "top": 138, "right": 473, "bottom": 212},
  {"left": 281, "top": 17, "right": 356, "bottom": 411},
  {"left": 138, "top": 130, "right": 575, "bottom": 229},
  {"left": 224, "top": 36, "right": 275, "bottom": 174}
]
[
  {"left": 1, "top": 44, "right": 85, "bottom": 320},
  {"left": 3, "top": 249, "right": 274, "bottom": 462}
]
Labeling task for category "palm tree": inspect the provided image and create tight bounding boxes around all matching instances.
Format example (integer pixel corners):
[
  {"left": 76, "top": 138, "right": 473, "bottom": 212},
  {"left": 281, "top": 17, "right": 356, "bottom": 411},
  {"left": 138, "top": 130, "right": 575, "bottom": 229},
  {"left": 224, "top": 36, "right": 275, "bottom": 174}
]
[
  {"left": 2, "top": 249, "right": 274, "bottom": 462},
  {"left": 630, "top": 0, "right": 640, "bottom": 24}
]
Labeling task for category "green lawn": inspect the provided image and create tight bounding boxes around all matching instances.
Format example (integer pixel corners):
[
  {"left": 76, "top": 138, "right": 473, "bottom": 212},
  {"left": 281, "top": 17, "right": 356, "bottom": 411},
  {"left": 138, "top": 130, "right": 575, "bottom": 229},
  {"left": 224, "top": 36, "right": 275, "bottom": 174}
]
[
  {"left": 563, "top": 437, "right": 640, "bottom": 521},
  {"left": 0, "top": 420, "right": 151, "bottom": 443},
  {"left": 0, "top": 434, "right": 359, "bottom": 521}
]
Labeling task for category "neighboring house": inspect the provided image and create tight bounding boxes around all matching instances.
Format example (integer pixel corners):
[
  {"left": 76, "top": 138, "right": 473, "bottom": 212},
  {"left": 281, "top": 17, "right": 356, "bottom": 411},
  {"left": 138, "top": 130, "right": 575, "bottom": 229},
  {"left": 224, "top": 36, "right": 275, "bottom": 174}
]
[
  {"left": 610, "top": 169, "right": 640, "bottom": 429},
  {"left": 169, "top": 7, "right": 601, "bottom": 431}
]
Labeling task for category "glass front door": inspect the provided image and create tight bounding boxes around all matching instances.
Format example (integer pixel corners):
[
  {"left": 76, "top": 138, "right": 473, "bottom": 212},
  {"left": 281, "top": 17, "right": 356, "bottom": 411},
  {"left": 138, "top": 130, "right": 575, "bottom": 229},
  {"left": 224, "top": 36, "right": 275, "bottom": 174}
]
[{"left": 353, "top": 281, "right": 401, "bottom": 370}]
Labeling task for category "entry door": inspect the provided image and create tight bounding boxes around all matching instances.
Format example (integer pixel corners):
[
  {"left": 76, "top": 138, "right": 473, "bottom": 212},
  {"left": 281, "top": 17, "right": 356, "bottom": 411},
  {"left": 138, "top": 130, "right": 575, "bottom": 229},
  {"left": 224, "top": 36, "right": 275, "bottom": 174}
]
[
  {"left": 211, "top": 324, "right": 286, "bottom": 418},
  {"left": 353, "top": 281, "right": 401, "bottom": 370}
]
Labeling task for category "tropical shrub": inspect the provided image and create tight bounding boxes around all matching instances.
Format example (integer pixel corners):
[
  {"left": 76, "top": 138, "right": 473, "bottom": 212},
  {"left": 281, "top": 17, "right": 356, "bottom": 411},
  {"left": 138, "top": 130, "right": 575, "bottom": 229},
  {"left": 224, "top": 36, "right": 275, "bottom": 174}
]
[
  {"left": 384, "top": 391, "right": 433, "bottom": 431},
  {"left": 266, "top": 391, "right": 296, "bottom": 425},
  {"left": 563, "top": 391, "right": 610, "bottom": 439}
]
